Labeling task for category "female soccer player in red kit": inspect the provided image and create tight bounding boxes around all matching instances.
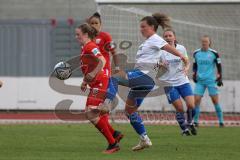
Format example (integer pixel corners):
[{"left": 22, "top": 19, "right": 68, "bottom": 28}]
[
  {"left": 88, "top": 12, "right": 124, "bottom": 141},
  {"left": 75, "top": 23, "right": 120, "bottom": 154}
]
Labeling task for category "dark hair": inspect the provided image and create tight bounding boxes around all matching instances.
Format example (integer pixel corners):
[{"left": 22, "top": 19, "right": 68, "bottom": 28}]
[
  {"left": 163, "top": 28, "right": 176, "bottom": 36},
  {"left": 88, "top": 12, "right": 101, "bottom": 23},
  {"left": 163, "top": 28, "right": 178, "bottom": 44},
  {"left": 78, "top": 23, "right": 98, "bottom": 39},
  {"left": 141, "top": 12, "right": 171, "bottom": 31},
  {"left": 202, "top": 35, "right": 212, "bottom": 47}
]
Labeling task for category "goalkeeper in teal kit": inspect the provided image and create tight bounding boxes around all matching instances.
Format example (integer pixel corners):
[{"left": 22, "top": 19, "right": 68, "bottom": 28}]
[{"left": 192, "top": 35, "right": 224, "bottom": 127}]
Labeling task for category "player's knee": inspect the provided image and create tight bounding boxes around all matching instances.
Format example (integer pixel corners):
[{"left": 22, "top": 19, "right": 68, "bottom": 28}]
[
  {"left": 211, "top": 96, "right": 219, "bottom": 105},
  {"left": 186, "top": 102, "right": 195, "bottom": 109},
  {"left": 85, "top": 108, "right": 99, "bottom": 124},
  {"left": 194, "top": 96, "right": 201, "bottom": 105},
  {"left": 176, "top": 107, "right": 184, "bottom": 113}
]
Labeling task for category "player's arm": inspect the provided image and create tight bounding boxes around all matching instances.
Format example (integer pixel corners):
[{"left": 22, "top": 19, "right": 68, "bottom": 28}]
[
  {"left": 192, "top": 52, "right": 198, "bottom": 83},
  {"left": 90, "top": 55, "right": 106, "bottom": 75},
  {"left": 162, "top": 44, "right": 188, "bottom": 66},
  {"left": 214, "top": 52, "right": 223, "bottom": 86},
  {"left": 111, "top": 49, "right": 121, "bottom": 72},
  {"left": 85, "top": 48, "right": 106, "bottom": 82},
  {"left": 181, "top": 46, "right": 190, "bottom": 76},
  {"left": 105, "top": 33, "right": 121, "bottom": 72}
]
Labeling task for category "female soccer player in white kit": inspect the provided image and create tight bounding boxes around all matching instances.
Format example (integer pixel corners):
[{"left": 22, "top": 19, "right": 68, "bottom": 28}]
[
  {"left": 101, "top": 13, "right": 189, "bottom": 151},
  {"left": 158, "top": 29, "right": 197, "bottom": 136}
]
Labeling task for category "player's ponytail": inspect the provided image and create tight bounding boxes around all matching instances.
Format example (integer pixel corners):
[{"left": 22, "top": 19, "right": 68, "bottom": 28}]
[
  {"left": 141, "top": 13, "right": 171, "bottom": 32},
  {"left": 78, "top": 23, "right": 97, "bottom": 40},
  {"left": 152, "top": 12, "right": 171, "bottom": 30}
]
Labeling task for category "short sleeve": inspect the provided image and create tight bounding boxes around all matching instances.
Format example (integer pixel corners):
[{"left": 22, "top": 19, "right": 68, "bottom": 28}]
[
  {"left": 181, "top": 45, "right": 188, "bottom": 58},
  {"left": 85, "top": 43, "right": 103, "bottom": 58},
  {"left": 103, "top": 32, "right": 115, "bottom": 51},
  {"left": 151, "top": 36, "right": 168, "bottom": 50}
]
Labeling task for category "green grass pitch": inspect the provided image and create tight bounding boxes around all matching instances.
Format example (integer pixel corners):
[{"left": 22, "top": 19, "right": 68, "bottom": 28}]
[{"left": 0, "top": 124, "right": 239, "bottom": 160}]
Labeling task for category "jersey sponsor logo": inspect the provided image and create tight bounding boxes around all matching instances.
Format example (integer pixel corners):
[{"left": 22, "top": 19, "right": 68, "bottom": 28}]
[
  {"left": 92, "top": 48, "right": 101, "bottom": 55},
  {"left": 166, "top": 59, "right": 181, "bottom": 64},
  {"left": 199, "top": 60, "right": 211, "bottom": 65}
]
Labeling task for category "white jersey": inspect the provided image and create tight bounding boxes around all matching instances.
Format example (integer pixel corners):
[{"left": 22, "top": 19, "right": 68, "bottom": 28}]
[
  {"left": 158, "top": 44, "right": 189, "bottom": 86},
  {"left": 134, "top": 34, "right": 168, "bottom": 78}
]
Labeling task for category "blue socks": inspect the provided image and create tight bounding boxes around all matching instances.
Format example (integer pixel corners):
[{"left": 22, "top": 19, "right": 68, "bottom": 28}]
[
  {"left": 194, "top": 104, "right": 224, "bottom": 124},
  {"left": 127, "top": 112, "right": 146, "bottom": 136},
  {"left": 194, "top": 105, "right": 200, "bottom": 124},
  {"left": 214, "top": 103, "right": 224, "bottom": 124},
  {"left": 187, "top": 108, "right": 194, "bottom": 125},
  {"left": 176, "top": 112, "right": 187, "bottom": 131}
]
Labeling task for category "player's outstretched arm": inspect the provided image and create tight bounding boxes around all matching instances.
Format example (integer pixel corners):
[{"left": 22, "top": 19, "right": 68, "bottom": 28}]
[{"left": 162, "top": 44, "right": 188, "bottom": 65}]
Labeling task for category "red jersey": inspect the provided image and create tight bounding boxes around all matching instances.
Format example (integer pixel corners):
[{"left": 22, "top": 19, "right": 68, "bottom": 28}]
[
  {"left": 80, "top": 41, "right": 105, "bottom": 82},
  {"left": 94, "top": 31, "right": 115, "bottom": 74},
  {"left": 80, "top": 41, "right": 109, "bottom": 108}
]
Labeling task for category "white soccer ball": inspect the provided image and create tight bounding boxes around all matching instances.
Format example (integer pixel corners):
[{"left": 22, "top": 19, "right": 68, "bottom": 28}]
[{"left": 54, "top": 61, "right": 72, "bottom": 80}]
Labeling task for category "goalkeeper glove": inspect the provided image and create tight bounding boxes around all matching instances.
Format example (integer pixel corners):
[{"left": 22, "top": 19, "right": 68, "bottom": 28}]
[{"left": 216, "top": 77, "right": 223, "bottom": 87}]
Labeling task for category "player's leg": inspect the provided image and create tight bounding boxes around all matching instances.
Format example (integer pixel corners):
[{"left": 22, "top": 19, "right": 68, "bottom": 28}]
[
  {"left": 100, "top": 70, "right": 129, "bottom": 112},
  {"left": 125, "top": 97, "right": 152, "bottom": 151},
  {"left": 208, "top": 84, "right": 224, "bottom": 127},
  {"left": 85, "top": 81, "right": 120, "bottom": 154},
  {"left": 125, "top": 70, "right": 155, "bottom": 151},
  {"left": 193, "top": 82, "right": 206, "bottom": 126},
  {"left": 164, "top": 86, "right": 190, "bottom": 135},
  {"left": 99, "top": 77, "right": 124, "bottom": 142},
  {"left": 178, "top": 83, "right": 197, "bottom": 135},
  {"left": 101, "top": 113, "right": 124, "bottom": 143},
  {"left": 106, "top": 70, "right": 129, "bottom": 101}
]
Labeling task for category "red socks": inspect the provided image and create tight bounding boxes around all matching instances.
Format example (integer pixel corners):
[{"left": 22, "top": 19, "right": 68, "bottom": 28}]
[
  {"left": 95, "top": 115, "right": 115, "bottom": 145},
  {"left": 101, "top": 114, "right": 115, "bottom": 135}
]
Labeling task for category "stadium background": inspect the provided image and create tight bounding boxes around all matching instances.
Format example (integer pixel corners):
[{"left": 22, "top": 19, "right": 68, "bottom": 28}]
[{"left": 0, "top": 0, "right": 240, "bottom": 124}]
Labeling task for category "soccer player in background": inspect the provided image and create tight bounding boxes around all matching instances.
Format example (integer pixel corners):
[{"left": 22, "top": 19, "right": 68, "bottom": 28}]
[
  {"left": 87, "top": 12, "right": 124, "bottom": 143},
  {"left": 102, "top": 13, "right": 188, "bottom": 151},
  {"left": 192, "top": 35, "right": 224, "bottom": 127},
  {"left": 75, "top": 23, "right": 120, "bottom": 154},
  {"left": 158, "top": 29, "right": 197, "bottom": 136}
]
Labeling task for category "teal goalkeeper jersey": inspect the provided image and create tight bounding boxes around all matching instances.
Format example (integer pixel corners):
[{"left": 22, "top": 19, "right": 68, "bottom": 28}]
[{"left": 193, "top": 48, "right": 221, "bottom": 83}]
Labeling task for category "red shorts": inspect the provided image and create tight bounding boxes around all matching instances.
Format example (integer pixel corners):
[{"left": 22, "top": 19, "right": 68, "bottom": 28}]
[{"left": 86, "top": 73, "right": 109, "bottom": 108}]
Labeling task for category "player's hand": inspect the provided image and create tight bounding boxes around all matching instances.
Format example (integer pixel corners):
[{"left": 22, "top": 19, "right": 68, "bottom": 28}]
[
  {"left": 180, "top": 56, "right": 188, "bottom": 66},
  {"left": 216, "top": 77, "right": 223, "bottom": 87},
  {"left": 85, "top": 72, "right": 96, "bottom": 82},
  {"left": 81, "top": 81, "right": 88, "bottom": 92},
  {"left": 193, "top": 72, "right": 197, "bottom": 83},
  {"left": 113, "top": 66, "right": 121, "bottom": 74},
  {"left": 159, "top": 61, "right": 168, "bottom": 69}
]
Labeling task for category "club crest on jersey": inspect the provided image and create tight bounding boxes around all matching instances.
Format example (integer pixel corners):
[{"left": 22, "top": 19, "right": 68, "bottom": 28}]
[
  {"left": 96, "top": 39, "right": 101, "bottom": 44},
  {"left": 92, "top": 48, "right": 100, "bottom": 55}
]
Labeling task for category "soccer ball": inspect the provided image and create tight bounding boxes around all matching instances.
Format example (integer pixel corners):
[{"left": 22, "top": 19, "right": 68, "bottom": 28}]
[{"left": 54, "top": 61, "right": 72, "bottom": 80}]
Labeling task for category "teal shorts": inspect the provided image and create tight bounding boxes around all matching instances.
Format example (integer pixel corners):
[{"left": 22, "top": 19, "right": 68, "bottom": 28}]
[{"left": 194, "top": 81, "right": 219, "bottom": 96}]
